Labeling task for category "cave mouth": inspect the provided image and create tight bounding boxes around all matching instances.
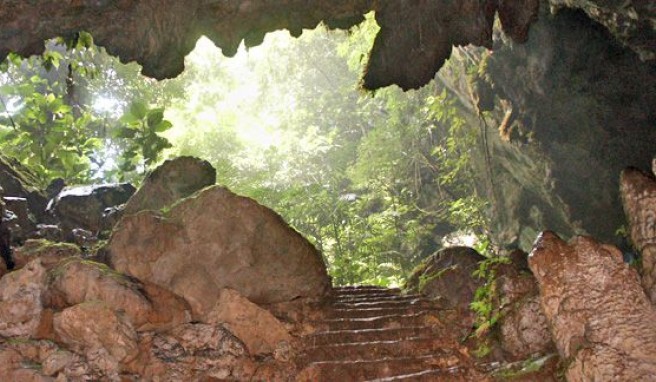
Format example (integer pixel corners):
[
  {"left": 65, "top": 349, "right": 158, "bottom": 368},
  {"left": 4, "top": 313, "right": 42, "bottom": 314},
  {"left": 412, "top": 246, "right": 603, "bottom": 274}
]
[{"left": 0, "top": 15, "right": 500, "bottom": 287}]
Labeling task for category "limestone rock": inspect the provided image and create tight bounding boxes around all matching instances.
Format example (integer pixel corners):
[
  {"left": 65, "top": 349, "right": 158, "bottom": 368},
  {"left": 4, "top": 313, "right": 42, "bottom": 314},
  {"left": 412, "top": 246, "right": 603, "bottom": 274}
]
[
  {"left": 205, "top": 288, "right": 293, "bottom": 357},
  {"left": 46, "top": 257, "right": 191, "bottom": 332},
  {"left": 108, "top": 185, "right": 331, "bottom": 318},
  {"left": 0, "top": 154, "right": 48, "bottom": 221},
  {"left": 48, "top": 183, "right": 135, "bottom": 236},
  {"left": 130, "top": 323, "right": 256, "bottom": 381},
  {"left": 0, "top": 259, "right": 48, "bottom": 337},
  {"left": 528, "top": 231, "right": 656, "bottom": 380},
  {"left": 53, "top": 301, "right": 139, "bottom": 378},
  {"left": 496, "top": 252, "right": 553, "bottom": 360},
  {"left": 3, "top": 196, "right": 34, "bottom": 243},
  {"left": 12, "top": 239, "right": 81, "bottom": 271},
  {"left": 122, "top": 156, "right": 216, "bottom": 216},
  {"left": 620, "top": 167, "right": 656, "bottom": 303},
  {"left": 405, "top": 246, "right": 485, "bottom": 316}
]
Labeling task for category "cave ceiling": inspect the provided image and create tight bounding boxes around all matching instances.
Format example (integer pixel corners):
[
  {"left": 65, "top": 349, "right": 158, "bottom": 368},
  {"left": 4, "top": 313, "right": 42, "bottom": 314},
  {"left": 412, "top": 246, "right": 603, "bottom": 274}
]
[{"left": 0, "top": 0, "right": 653, "bottom": 90}]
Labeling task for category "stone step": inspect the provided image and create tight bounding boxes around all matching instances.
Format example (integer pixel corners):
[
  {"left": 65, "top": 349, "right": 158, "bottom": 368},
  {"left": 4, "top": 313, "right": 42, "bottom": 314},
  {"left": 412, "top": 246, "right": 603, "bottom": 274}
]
[
  {"left": 301, "top": 336, "right": 444, "bottom": 363},
  {"left": 304, "top": 327, "right": 434, "bottom": 346},
  {"left": 332, "top": 289, "right": 402, "bottom": 297},
  {"left": 317, "top": 312, "right": 435, "bottom": 331},
  {"left": 296, "top": 353, "right": 462, "bottom": 382},
  {"left": 333, "top": 286, "right": 401, "bottom": 294},
  {"left": 331, "top": 294, "right": 423, "bottom": 304},
  {"left": 332, "top": 298, "right": 433, "bottom": 310},
  {"left": 326, "top": 306, "right": 433, "bottom": 319},
  {"left": 364, "top": 367, "right": 478, "bottom": 382}
]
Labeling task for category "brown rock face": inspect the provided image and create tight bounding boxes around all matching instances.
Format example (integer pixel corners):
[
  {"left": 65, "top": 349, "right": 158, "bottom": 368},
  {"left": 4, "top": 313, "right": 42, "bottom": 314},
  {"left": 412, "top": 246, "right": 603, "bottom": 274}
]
[
  {"left": 0, "top": 259, "right": 48, "bottom": 337},
  {"left": 53, "top": 301, "right": 140, "bottom": 379},
  {"left": 46, "top": 257, "right": 191, "bottom": 332},
  {"left": 205, "top": 288, "right": 293, "bottom": 357},
  {"left": 122, "top": 156, "right": 216, "bottom": 216},
  {"left": 405, "top": 246, "right": 484, "bottom": 317},
  {"left": 131, "top": 323, "right": 257, "bottom": 381},
  {"left": 528, "top": 231, "right": 656, "bottom": 381},
  {"left": 12, "top": 239, "right": 80, "bottom": 271},
  {"left": 620, "top": 167, "right": 656, "bottom": 303},
  {"left": 108, "top": 185, "right": 331, "bottom": 318}
]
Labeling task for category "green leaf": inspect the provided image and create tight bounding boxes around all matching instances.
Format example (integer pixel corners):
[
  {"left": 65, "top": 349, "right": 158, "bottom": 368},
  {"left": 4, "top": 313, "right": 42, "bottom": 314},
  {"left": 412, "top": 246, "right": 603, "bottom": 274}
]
[
  {"left": 114, "top": 126, "right": 136, "bottom": 139},
  {"left": 153, "top": 120, "right": 173, "bottom": 132},
  {"left": 146, "top": 108, "right": 164, "bottom": 128},
  {"left": 129, "top": 101, "right": 148, "bottom": 119}
]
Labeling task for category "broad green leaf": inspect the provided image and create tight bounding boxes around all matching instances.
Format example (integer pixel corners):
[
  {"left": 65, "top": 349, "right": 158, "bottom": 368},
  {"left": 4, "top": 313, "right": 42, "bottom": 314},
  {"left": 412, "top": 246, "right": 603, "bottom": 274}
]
[
  {"left": 129, "top": 101, "right": 148, "bottom": 119},
  {"left": 146, "top": 108, "right": 164, "bottom": 128}
]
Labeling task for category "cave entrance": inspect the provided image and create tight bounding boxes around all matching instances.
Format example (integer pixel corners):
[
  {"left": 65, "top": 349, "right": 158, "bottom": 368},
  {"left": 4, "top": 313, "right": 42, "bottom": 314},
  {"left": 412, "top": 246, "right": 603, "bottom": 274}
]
[{"left": 0, "top": 16, "right": 495, "bottom": 287}]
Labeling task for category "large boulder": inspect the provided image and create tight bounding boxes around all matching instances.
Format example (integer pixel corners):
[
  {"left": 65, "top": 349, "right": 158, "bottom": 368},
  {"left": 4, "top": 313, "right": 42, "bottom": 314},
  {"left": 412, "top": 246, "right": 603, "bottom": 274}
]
[
  {"left": 53, "top": 301, "right": 140, "bottom": 379},
  {"left": 496, "top": 252, "right": 553, "bottom": 360},
  {"left": 529, "top": 231, "right": 656, "bottom": 381},
  {"left": 130, "top": 323, "right": 256, "bottom": 381},
  {"left": 108, "top": 185, "right": 331, "bottom": 318},
  {"left": 12, "top": 239, "right": 81, "bottom": 271},
  {"left": 122, "top": 156, "right": 216, "bottom": 216},
  {"left": 0, "top": 154, "right": 48, "bottom": 221},
  {"left": 46, "top": 257, "right": 191, "bottom": 332},
  {"left": 620, "top": 167, "right": 656, "bottom": 303},
  {"left": 406, "top": 246, "right": 485, "bottom": 315},
  {"left": 0, "top": 259, "right": 48, "bottom": 337},
  {"left": 205, "top": 288, "right": 293, "bottom": 357},
  {"left": 48, "top": 183, "right": 135, "bottom": 237}
]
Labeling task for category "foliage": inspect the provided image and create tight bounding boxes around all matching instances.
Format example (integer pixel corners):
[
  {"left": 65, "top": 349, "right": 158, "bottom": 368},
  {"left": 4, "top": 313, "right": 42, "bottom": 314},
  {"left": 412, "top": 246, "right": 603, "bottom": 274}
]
[
  {"left": 112, "top": 100, "right": 173, "bottom": 179},
  {"left": 469, "top": 253, "right": 511, "bottom": 357},
  {"left": 0, "top": 15, "right": 495, "bottom": 288}
]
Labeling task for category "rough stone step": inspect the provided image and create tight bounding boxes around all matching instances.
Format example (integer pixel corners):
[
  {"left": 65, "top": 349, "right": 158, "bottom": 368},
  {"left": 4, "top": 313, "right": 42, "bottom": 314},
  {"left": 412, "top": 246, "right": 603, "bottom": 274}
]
[
  {"left": 364, "top": 367, "right": 478, "bottom": 382},
  {"left": 333, "top": 286, "right": 401, "bottom": 294},
  {"left": 301, "top": 336, "right": 445, "bottom": 363},
  {"left": 331, "top": 294, "right": 423, "bottom": 303},
  {"left": 326, "top": 306, "right": 435, "bottom": 319},
  {"left": 296, "top": 353, "right": 462, "bottom": 382},
  {"left": 332, "top": 289, "right": 402, "bottom": 297},
  {"left": 317, "top": 312, "right": 436, "bottom": 331},
  {"left": 332, "top": 298, "right": 433, "bottom": 310},
  {"left": 304, "top": 327, "right": 435, "bottom": 346}
]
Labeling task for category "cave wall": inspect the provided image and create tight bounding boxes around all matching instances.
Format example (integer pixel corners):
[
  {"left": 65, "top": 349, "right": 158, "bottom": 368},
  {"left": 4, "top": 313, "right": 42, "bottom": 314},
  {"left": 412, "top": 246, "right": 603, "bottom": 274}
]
[{"left": 439, "top": 5, "right": 655, "bottom": 250}]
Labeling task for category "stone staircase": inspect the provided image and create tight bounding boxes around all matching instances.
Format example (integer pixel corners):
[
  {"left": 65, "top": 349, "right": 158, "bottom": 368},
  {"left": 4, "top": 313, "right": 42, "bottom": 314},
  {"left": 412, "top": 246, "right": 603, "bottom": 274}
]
[{"left": 295, "top": 286, "right": 488, "bottom": 381}]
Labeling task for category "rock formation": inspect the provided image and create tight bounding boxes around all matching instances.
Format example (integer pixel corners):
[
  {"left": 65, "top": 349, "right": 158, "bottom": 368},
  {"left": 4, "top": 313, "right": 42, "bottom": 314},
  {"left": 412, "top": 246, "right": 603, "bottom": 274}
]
[
  {"left": 108, "top": 185, "right": 331, "bottom": 318},
  {"left": 621, "top": 167, "right": 656, "bottom": 303},
  {"left": 122, "top": 156, "right": 216, "bottom": 215},
  {"left": 405, "top": 246, "right": 485, "bottom": 320},
  {"left": 529, "top": 231, "right": 656, "bottom": 380},
  {"left": 48, "top": 183, "right": 135, "bottom": 237}
]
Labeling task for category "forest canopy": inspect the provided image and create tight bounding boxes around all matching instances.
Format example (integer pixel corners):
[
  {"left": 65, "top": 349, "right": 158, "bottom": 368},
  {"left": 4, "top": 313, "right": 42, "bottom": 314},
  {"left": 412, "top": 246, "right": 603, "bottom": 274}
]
[{"left": 0, "top": 15, "right": 494, "bottom": 286}]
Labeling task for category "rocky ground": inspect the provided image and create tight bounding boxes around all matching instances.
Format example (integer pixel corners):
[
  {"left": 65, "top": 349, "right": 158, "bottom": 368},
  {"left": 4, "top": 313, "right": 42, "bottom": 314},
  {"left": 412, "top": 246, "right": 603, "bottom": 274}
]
[{"left": 0, "top": 154, "right": 655, "bottom": 381}]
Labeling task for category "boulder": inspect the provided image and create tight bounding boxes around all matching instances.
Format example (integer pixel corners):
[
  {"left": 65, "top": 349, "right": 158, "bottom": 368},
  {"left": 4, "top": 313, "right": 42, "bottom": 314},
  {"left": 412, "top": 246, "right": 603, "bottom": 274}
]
[
  {"left": 12, "top": 239, "right": 81, "bottom": 271},
  {"left": 620, "top": 167, "right": 656, "bottom": 303},
  {"left": 53, "top": 301, "right": 140, "bottom": 378},
  {"left": 528, "top": 231, "right": 656, "bottom": 381},
  {"left": 0, "top": 197, "right": 12, "bottom": 271},
  {"left": 405, "top": 246, "right": 485, "bottom": 315},
  {"left": 122, "top": 156, "right": 216, "bottom": 216},
  {"left": 0, "top": 154, "right": 48, "bottom": 221},
  {"left": 3, "top": 196, "right": 34, "bottom": 243},
  {"left": 131, "top": 323, "right": 255, "bottom": 381},
  {"left": 48, "top": 183, "right": 135, "bottom": 237},
  {"left": 205, "top": 288, "right": 293, "bottom": 357},
  {"left": 496, "top": 251, "right": 553, "bottom": 360},
  {"left": 0, "top": 259, "right": 48, "bottom": 337},
  {"left": 46, "top": 257, "right": 191, "bottom": 332},
  {"left": 108, "top": 185, "right": 331, "bottom": 318}
]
